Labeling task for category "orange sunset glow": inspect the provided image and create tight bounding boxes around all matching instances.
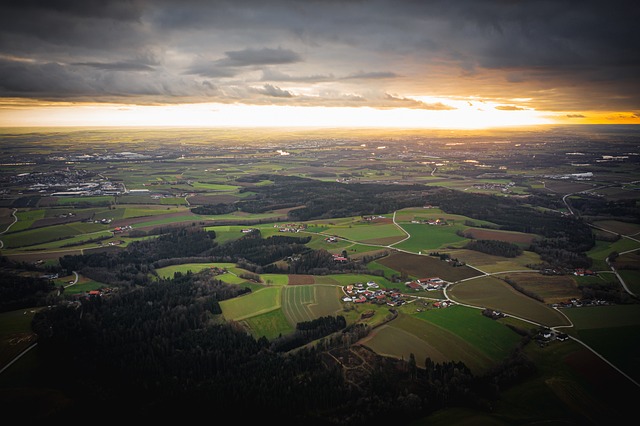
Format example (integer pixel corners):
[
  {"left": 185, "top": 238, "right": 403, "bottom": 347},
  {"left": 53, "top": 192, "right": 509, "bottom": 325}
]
[{"left": 0, "top": 1, "right": 638, "bottom": 128}]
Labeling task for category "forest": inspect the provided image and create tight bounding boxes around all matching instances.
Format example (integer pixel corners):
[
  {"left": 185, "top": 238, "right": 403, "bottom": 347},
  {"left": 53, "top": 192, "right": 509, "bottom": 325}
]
[{"left": 26, "top": 257, "right": 537, "bottom": 424}]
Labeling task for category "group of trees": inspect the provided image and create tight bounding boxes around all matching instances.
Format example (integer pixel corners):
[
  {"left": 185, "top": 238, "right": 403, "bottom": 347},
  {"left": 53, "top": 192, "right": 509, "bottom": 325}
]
[
  {"left": 235, "top": 174, "right": 434, "bottom": 220},
  {"left": 427, "top": 188, "right": 595, "bottom": 269},
  {"left": 270, "top": 315, "right": 348, "bottom": 352},
  {"left": 27, "top": 260, "right": 539, "bottom": 424},
  {"left": 0, "top": 269, "right": 54, "bottom": 313},
  {"left": 465, "top": 239, "right": 523, "bottom": 258}
]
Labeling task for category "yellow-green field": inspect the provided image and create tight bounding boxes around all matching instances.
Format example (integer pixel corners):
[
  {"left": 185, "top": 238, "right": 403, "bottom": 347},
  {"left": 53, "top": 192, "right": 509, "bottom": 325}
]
[
  {"left": 448, "top": 276, "right": 569, "bottom": 327},
  {"left": 154, "top": 262, "right": 237, "bottom": 279},
  {"left": 444, "top": 249, "right": 541, "bottom": 273},
  {"left": 360, "top": 306, "right": 522, "bottom": 374},
  {"left": 220, "top": 287, "right": 282, "bottom": 321}
]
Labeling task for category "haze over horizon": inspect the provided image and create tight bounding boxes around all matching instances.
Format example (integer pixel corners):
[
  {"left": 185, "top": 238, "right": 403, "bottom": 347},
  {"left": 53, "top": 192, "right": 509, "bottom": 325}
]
[{"left": 1, "top": 1, "right": 639, "bottom": 129}]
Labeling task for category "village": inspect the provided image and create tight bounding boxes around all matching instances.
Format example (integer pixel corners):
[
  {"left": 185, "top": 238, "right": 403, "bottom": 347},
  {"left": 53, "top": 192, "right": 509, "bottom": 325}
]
[{"left": 341, "top": 276, "right": 452, "bottom": 308}]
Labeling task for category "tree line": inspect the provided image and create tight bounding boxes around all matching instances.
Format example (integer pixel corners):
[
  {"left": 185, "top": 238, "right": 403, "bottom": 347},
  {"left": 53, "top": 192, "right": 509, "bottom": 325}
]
[{"left": 27, "top": 263, "right": 541, "bottom": 424}]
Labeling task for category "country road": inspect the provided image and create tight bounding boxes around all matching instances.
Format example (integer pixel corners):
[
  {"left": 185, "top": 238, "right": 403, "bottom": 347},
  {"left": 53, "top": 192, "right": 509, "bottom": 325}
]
[
  {"left": 0, "top": 208, "right": 18, "bottom": 249},
  {"left": 2, "top": 207, "right": 639, "bottom": 391}
]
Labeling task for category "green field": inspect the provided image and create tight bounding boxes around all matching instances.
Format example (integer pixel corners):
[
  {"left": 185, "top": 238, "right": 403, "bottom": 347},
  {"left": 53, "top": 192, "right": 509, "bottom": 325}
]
[
  {"left": 261, "top": 274, "right": 289, "bottom": 285},
  {"left": 220, "top": 287, "right": 281, "bottom": 321},
  {"left": 320, "top": 222, "right": 406, "bottom": 244},
  {"left": 55, "top": 196, "right": 114, "bottom": 206},
  {"left": 191, "top": 182, "right": 240, "bottom": 191},
  {"left": 1, "top": 222, "right": 107, "bottom": 249},
  {"left": 62, "top": 280, "right": 105, "bottom": 295},
  {"left": 392, "top": 223, "right": 469, "bottom": 252},
  {"left": 445, "top": 249, "right": 541, "bottom": 273},
  {"left": 242, "top": 308, "right": 294, "bottom": 340},
  {"left": 361, "top": 306, "right": 521, "bottom": 374},
  {"left": 587, "top": 238, "right": 640, "bottom": 270},
  {"left": 281, "top": 285, "right": 316, "bottom": 325},
  {"left": 8, "top": 209, "right": 45, "bottom": 232},
  {"left": 9, "top": 230, "right": 114, "bottom": 251},
  {"left": 154, "top": 262, "right": 237, "bottom": 279},
  {"left": 0, "top": 308, "right": 39, "bottom": 370}
]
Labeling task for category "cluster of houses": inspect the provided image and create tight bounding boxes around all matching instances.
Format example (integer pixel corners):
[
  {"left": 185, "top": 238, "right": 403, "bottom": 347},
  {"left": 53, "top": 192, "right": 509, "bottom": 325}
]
[
  {"left": 113, "top": 225, "right": 132, "bottom": 234},
  {"left": 361, "top": 215, "right": 387, "bottom": 222},
  {"left": 274, "top": 223, "right": 307, "bottom": 232},
  {"left": 405, "top": 277, "right": 446, "bottom": 291},
  {"left": 411, "top": 218, "right": 447, "bottom": 225},
  {"left": 552, "top": 298, "right": 610, "bottom": 308},
  {"left": 340, "top": 279, "right": 454, "bottom": 309},
  {"left": 472, "top": 182, "right": 515, "bottom": 192},
  {"left": 341, "top": 281, "right": 407, "bottom": 307}
]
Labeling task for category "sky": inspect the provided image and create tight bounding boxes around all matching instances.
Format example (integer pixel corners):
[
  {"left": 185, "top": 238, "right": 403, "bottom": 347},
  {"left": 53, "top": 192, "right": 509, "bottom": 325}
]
[{"left": 0, "top": 0, "right": 639, "bottom": 128}]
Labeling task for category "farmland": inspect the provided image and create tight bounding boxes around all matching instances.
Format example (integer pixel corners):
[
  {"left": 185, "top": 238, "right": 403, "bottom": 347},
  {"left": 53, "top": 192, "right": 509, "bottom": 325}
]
[
  {"left": 361, "top": 306, "right": 522, "bottom": 374},
  {"left": 447, "top": 276, "right": 570, "bottom": 326},
  {"left": 1, "top": 126, "right": 639, "bottom": 425}
]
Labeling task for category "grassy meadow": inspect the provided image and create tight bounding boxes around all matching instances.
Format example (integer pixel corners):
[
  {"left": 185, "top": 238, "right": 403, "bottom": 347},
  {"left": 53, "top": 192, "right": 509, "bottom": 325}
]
[{"left": 360, "top": 305, "right": 522, "bottom": 374}]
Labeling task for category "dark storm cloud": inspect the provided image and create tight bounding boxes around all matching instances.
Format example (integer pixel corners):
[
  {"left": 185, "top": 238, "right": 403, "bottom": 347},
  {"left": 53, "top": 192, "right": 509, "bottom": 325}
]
[
  {"left": 256, "top": 84, "right": 294, "bottom": 98},
  {"left": 261, "top": 69, "right": 335, "bottom": 83},
  {"left": 220, "top": 47, "right": 301, "bottom": 67},
  {"left": 72, "top": 62, "right": 156, "bottom": 72},
  {"left": 186, "top": 48, "right": 302, "bottom": 78},
  {"left": 344, "top": 71, "right": 399, "bottom": 80},
  {"left": 0, "top": 57, "right": 219, "bottom": 101},
  {"left": 0, "top": 0, "right": 638, "bottom": 111}
]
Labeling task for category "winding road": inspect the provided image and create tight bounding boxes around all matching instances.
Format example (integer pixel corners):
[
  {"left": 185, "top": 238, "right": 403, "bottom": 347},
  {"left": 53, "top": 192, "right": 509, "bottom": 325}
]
[
  {"left": 2, "top": 206, "right": 639, "bottom": 390},
  {"left": 0, "top": 208, "right": 18, "bottom": 249}
]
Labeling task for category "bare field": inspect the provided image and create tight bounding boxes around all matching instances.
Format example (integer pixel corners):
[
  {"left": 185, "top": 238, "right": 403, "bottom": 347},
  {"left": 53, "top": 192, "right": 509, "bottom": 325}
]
[
  {"left": 445, "top": 249, "right": 541, "bottom": 273},
  {"left": 592, "top": 220, "right": 640, "bottom": 236},
  {"left": 463, "top": 227, "right": 538, "bottom": 244},
  {"left": 543, "top": 181, "right": 595, "bottom": 194},
  {"left": 613, "top": 252, "right": 640, "bottom": 269},
  {"left": 377, "top": 251, "right": 482, "bottom": 282},
  {"left": 287, "top": 274, "right": 316, "bottom": 285},
  {"left": 448, "top": 276, "right": 569, "bottom": 326},
  {"left": 498, "top": 272, "right": 582, "bottom": 304}
]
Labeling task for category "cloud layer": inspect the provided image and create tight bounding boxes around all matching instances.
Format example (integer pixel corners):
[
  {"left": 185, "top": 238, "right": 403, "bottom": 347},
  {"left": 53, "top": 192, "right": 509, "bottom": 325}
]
[{"left": 0, "top": 0, "right": 638, "bottom": 113}]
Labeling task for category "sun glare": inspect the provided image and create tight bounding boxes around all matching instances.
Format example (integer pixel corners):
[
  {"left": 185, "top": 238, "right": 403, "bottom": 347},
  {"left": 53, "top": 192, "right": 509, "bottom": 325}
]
[{"left": 0, "top": 98, "right": 556, "bottom": 129}]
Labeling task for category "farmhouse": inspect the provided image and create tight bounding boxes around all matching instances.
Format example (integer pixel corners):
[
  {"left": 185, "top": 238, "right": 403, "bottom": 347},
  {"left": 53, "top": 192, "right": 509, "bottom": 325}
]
[
  {"left": 574, "top": 268, "right": 596, "bottom": 276},
  {"left": 405, "top": 281, "right": 422, "bottom": 291},
  {"left": 411, "top": 277, "right": 445, "bottom": 290}
]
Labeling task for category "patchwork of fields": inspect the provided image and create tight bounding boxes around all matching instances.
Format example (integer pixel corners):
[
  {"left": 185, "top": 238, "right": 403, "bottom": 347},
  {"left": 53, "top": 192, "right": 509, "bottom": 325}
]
[{"left": 2, "top": 194, "right": 639, "bottom": 391}]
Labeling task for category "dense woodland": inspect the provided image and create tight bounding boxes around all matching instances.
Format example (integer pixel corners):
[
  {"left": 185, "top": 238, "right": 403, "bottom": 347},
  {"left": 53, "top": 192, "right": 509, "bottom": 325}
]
[
  {"left": 26, "top": 264, "right": 538, "bottom": 424},
  {"left": 464, "top": 239, "right": 524, "bottom": 258},
  {"left": 0, "top": 271, "right": 54, "bottom": 313}
]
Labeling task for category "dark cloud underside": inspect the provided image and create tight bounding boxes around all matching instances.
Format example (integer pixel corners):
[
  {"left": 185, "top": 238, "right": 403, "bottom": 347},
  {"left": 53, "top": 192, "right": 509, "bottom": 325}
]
[{"left": 0, "top": 0, "right": 637, "bottom": 111}]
